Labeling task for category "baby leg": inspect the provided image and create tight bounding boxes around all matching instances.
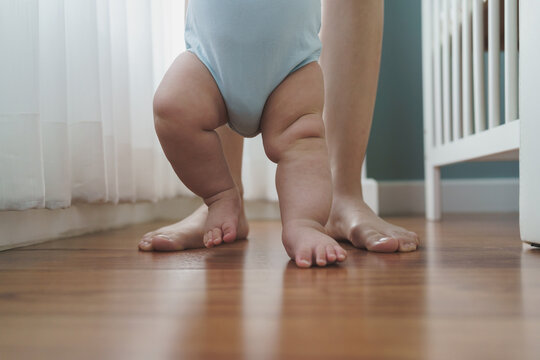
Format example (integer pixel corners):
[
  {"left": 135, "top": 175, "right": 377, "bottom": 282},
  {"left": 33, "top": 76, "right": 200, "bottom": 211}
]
[
  {"left": 138, "top": 124, "right": 249, "bottom": 252},
  {"left": 260, "top": 62, "right": 347, "bottom": 267},
  {"left": 153, "top": 51, "right": 242, "bottom": 248}
]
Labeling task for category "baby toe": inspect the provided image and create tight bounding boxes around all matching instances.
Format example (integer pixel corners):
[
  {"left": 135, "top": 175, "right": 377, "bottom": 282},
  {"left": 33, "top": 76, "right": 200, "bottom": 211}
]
[
  {"left": 334, "top": 245, "right": 347, "bottom": 262},
  {"left": 295, "top": 247, "right": 313, "bottom": 268},
  {"left": 325, "top": 245, "right": 337, "bottom": 263},
  {"left": 222, "top": 222, "right": 237, "bottom": 243},
  {"left": 315, "top": 245, "right": 327, "bottom": 267}
]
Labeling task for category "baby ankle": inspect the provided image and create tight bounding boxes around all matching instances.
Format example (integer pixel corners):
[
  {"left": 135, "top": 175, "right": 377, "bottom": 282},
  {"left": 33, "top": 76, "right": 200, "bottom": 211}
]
[{"left": 203, "top": 186, "right": 241, "bottom": 207}]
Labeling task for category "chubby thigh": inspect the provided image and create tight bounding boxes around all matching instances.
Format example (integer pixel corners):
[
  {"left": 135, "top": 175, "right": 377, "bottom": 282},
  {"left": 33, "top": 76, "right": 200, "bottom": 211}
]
[{"left": 260, "top": 61, "right": 325, "bottom": 162}]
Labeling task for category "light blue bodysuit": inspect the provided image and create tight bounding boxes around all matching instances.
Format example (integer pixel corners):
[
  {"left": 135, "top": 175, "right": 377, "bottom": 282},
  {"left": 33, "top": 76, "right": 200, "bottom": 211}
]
[{"left": 185, "top": 0, "right": 322, "bottom": 137}]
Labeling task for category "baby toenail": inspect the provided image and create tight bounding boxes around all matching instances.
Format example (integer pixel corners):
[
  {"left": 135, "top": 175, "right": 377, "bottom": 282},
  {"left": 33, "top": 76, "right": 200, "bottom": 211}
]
[{"left": 155, "top": 234, "right": 171, "bottom": 241}]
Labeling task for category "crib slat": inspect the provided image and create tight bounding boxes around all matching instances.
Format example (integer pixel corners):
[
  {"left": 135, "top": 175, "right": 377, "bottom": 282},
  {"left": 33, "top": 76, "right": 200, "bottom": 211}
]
[
  {"left": 461, "top": 0, "right": 473, "bottom": 136},
  {"left": 422, "top": 0, "right": 435, "bottom": 148},
  {"left": 488, "top": 0, "right": 500, "bottom": 128},
  {"left": 504, "top": 0, "right": 518, "bottom": 122},
  {"left": 433, "top": 0, "right": 443, "bottom": 146},
  {"left": 442, "top": 0, "right": 452, "bottom": 143},
  {"left": 472, "top": 0, "right": 485, "bottom": 133},
  {"left": 452, "top": 0, "right": 462, "bottom": 140}
]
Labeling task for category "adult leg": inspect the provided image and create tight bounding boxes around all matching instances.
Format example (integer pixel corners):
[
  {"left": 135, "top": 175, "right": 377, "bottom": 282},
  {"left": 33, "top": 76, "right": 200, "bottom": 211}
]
[
  {"left": 138, "top": 52, "right": 248, "bottom": 251},
  {"left": 320, "top": 0, "right": 419, "bottom": 252}
]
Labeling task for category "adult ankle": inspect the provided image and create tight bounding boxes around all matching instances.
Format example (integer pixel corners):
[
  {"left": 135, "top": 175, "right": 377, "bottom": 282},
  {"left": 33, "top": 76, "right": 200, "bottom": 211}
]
[{"left": 332, "top": 184, "right": 364, "bottom": 200}]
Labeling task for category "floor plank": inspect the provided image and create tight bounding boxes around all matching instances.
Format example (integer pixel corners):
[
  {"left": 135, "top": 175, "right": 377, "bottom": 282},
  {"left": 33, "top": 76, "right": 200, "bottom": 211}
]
[{"left": 0, "top": 214, "right": 539, "bottom": 360}]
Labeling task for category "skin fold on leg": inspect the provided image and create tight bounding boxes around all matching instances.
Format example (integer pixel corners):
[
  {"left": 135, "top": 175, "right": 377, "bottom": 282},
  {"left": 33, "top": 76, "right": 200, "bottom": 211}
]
[{"left": 320, "top": 0, "right": 419, "bottom": 252}]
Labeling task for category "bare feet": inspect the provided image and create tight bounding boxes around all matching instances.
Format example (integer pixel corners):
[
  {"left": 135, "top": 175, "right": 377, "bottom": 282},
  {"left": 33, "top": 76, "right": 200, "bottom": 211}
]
[
  {"left": 138, "top": 190, "right": 249, "bottom": 251},
  {"left": 202, "top": 187, "right": 243, "bottom": 248},
  {"left": 326, "top": 193, "right": 419, "bottom": 252},
  {"left": 282, "top": 219, "right": 348, "bottom": 268}
]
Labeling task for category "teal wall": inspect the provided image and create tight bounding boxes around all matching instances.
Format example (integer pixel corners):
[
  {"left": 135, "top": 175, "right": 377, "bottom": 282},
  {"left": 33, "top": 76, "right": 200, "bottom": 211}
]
[{"left": 366, "top": 0, "right": 519, "bottom": 181}]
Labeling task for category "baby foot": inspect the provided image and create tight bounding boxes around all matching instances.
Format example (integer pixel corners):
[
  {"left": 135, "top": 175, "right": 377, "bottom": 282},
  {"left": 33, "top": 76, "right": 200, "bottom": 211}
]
[
  {"left": 326, "top": 194, "right": 419, "bottom": 252},
  {"left": 138, "top": 194, "right": 249, "bottom": 251},
  {"left": 282, "top": 219, "right": 348, "bottom": 268},
  {"left": 202, "top": 187, "right": 243, "bottom": 248}
]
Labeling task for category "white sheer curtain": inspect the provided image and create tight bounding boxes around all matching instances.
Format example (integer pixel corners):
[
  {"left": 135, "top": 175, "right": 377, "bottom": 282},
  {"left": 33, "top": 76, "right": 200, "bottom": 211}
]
[{"left": 0, "top": 0, "right": 277, "bottom": 211}]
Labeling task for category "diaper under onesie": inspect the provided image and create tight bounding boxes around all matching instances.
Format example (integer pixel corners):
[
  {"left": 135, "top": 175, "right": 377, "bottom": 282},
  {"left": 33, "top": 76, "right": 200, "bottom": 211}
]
[{"left": 185, "top": 0, "right": 322, "bottom": 137}]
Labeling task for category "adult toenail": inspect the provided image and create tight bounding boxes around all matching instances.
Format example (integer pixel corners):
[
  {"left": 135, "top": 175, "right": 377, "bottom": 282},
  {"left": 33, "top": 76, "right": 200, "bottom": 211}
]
[{"left": 375, "top": 237, "right": 391, "bottom": 244}]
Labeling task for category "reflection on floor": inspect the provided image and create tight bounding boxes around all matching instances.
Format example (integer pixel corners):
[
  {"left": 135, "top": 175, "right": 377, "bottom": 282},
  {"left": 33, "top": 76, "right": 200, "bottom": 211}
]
[{"left": 0, "top": 214, "right": 539, "bottom": 360}]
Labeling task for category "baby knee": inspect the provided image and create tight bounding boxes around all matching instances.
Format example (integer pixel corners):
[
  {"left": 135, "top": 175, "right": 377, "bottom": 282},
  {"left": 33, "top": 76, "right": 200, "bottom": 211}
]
[
  {"left": 153, "top": 91, "right": 215, "bottom": 138},
  {"left": 153, "top": 89, "right": 181, "bottom": 122}
]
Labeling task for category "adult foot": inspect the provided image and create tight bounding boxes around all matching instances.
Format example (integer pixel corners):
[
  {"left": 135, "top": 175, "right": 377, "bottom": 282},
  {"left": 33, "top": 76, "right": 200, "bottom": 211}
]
[
  {"left": 326, "top": 193, "right": 419, "bottom": 252},
  {"left": 138, "top": 191, "right": 249, "bottom": 251},
  {"left": 282, "top": 219, "right": 348, "bottom": 268}
]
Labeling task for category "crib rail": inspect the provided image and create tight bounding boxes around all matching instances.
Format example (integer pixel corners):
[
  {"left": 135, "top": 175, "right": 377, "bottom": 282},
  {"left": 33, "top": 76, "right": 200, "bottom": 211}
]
[
  {"left": 422, "top": 0, "right": 520, "bottom": 220},
  {"left": 423, "top": 0, "right": 520, "bottom": 167}
]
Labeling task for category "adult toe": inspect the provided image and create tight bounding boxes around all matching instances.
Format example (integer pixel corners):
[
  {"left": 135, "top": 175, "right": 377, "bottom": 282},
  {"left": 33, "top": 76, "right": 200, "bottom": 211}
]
[
  {"left": 364, "top": 233, "right": 400, "bottom": 252},
  {"left": 398, "top": 233, "right": 419, "bottom": 252},
  {"left": 151, "top": 234, "right": 185, "bottom": 251},
  {"left": 212, "top": 228, "right": 222, "bottom": 246}
]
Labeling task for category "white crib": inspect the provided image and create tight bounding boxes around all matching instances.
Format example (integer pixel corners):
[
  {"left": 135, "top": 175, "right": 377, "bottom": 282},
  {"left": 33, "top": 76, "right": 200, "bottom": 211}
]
[{"left": 422, "top": 0, "right": 540, "bottom": 245}]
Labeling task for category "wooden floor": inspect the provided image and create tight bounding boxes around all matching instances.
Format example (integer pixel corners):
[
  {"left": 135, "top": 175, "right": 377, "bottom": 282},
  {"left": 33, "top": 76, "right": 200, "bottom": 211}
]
[{"left": 0, "top": 214, "right": 539, "bottom": 360}]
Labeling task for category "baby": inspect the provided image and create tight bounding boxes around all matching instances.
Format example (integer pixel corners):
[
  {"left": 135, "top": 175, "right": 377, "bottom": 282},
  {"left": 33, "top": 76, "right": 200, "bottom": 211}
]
[{"left": 147, "top": 0, "right": 347, "bottom": 267}]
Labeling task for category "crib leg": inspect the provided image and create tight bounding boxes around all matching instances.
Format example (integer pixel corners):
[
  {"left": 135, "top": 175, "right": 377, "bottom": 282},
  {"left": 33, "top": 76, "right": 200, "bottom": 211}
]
[
  {"left": 519, "top": 0, "right": 540, "bottom": 245},
  {"left": 425, "top": 164, "right": 441, "bottom": 221}
]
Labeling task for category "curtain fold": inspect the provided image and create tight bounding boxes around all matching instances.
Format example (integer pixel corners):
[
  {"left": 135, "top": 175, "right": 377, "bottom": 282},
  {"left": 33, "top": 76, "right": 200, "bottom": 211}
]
[
  {"left": 0, "top": 0, "right": 189, "bottom": 210},
  {"left": 0, "top": 0, "right": 278, "bottom": 211}
]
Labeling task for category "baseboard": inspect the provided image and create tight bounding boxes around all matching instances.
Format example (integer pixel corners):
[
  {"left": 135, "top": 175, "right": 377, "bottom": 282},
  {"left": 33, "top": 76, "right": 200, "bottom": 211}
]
[
  {"left": 245, "top": 178, "right": 518, "bottom": 217},
  {"left": 0, "top": 197, "right": 202, "bottom": 251},
  {"left": 378, "top": 178, "right": 519, "bottom": 215},
  {"left": 1, "top": 178, "right": 514, "bottom": 251},
  {"left": 0, "top": 177, "right": 379, "bottom": 251}
]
